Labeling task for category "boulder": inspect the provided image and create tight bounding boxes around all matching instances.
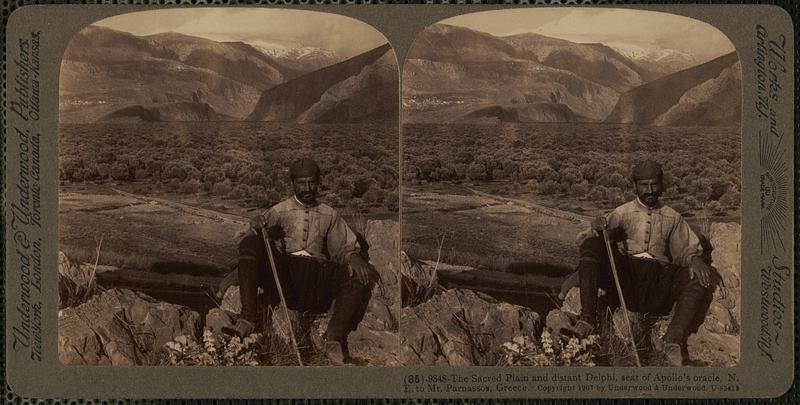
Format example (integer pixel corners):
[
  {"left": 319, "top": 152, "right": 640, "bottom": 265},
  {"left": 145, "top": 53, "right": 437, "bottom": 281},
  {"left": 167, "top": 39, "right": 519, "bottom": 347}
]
[
  {"left": 400, "top": 289, "right": 540, "bottom": 366},
  {"left": 545, "top": 309, "right": 577, "bottom": 337},
  {"left": 220, "top": 286, "right": 242, "bottom": 314},
  {"left": 359, "top": 220, "right": 400, "bottom": 332},
  {"left": 205, "top": 308, "right": 236, "bottom": 337},
  {"left": 701, "top": 299, "right": 736, "bottom": 335},
  {"left": 704, "top": 223, "right": 741, "bottom": 335},
  {"left": 59, "top": 288, "right": 200, "bottom": 365},
  {"left": 559, "top": 286, "right": 606, "bottom": 317}
]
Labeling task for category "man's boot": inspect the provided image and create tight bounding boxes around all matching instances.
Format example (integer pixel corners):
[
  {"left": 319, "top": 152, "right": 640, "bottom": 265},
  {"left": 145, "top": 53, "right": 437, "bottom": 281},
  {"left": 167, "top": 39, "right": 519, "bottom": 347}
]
[
  {"left": 681, "top": 337, "right": 691, "bottom": 365},
  {"left": 238, "top": 255, "right": 261, "bottom": 327},
  {"left": 323, "top": 339, "right": 350, "bottom": 365},
  {"left": 577, "top": 236, "right": 607, "bottom": 328},
  {"left": 663, "top": 342, "right": 684, "bottom": 367},
  {"left": 664, "top": 269, "right": 713, "bottom": 360},
  {"left": 577, "top": 259, "right": 600, "bottom": 328}
]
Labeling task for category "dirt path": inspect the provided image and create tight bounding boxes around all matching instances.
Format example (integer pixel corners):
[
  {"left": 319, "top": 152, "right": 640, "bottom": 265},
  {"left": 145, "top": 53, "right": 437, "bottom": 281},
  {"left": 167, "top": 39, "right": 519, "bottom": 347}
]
[
  {"left": 466, "top": 187, "right": 592, "bottom": 225},
  {"left": 110, "top": 188, "right": 249, "bottom": 226}
]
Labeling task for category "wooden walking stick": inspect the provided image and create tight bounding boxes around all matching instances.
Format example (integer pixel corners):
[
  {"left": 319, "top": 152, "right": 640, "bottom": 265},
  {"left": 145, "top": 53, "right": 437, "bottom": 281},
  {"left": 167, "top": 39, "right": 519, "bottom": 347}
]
[
  {"left": 260, "top": 229, "right": 304, "bottom": 367},
  {"left": 601, "top": 228, "right": 642, "bottom": 367}
]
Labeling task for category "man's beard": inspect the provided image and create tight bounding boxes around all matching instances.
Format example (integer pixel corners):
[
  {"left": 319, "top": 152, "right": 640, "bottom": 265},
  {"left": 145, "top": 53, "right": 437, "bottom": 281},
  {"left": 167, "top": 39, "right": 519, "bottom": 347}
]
[
  {"left": 641, "top": 193, "right": 660, "bottom": 206},
  {"left": 298, "top": 192, "right": 316, "bottom": 204}
]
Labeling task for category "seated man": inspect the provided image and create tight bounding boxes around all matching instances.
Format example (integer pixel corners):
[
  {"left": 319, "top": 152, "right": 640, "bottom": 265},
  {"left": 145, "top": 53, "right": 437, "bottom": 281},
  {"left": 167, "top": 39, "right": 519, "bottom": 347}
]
[
  {"left": 573, "top": 160, "right": 716, "bottom": 366},
  {"left": 237, "top": 158, "right": 376, "bottom": 364}
]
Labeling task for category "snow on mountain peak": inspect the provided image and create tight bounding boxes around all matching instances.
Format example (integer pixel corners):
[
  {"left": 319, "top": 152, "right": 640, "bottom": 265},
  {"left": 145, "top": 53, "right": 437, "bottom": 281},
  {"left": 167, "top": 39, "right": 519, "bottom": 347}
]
[
  {"left": 609, "top": 42, "right": 698, "bottom": 67},
  {"left": 249, "top": 40, "right": 339, "bottom": 63}
]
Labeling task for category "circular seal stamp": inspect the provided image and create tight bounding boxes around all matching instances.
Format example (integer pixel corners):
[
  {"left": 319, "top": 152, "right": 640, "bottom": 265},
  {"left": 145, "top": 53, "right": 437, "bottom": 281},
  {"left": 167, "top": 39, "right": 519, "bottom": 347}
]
[{"left": 759, "top": 169, "right": 777, "bottom": 214}]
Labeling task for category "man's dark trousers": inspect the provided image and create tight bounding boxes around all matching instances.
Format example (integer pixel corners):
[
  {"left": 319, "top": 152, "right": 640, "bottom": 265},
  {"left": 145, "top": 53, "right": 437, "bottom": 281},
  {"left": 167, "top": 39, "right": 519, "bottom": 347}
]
[
  {"left": 577, "top": 235, "right": 713, "bottom": 345},
  {"left": 237, "top": 233, "right": 373, "bottom": 342}
]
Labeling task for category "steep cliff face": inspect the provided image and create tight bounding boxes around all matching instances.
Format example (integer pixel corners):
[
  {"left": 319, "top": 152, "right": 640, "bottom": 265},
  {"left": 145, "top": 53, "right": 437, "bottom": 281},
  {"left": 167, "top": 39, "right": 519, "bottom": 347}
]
[
  {"left": 653, "top": 61, "right": 741, "bottom": 126},
  {"left": 245, "top": 44, "right": 394, "bottom": 122},
  {"left": 605, "top": 52, "right": 740, "bottom": 126},
  {"left": 297, "top": 53, "right": 398, "bottom": 124}
]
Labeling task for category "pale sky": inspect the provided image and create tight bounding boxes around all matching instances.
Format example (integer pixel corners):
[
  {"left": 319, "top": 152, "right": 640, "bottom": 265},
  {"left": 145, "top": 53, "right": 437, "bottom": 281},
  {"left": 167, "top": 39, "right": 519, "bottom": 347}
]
[
  {"left": 441, "top": 9, "right": 736, "bottom": 63},
  {"left": 93, "top": 8, "right": 387, "bottom": 58}
]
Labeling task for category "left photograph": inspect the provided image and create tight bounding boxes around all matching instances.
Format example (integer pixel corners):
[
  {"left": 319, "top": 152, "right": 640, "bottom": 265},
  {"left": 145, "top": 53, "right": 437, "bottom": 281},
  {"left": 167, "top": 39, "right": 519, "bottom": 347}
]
[{"left": 57, "top": 8, "right": 400, "bottom": 366}]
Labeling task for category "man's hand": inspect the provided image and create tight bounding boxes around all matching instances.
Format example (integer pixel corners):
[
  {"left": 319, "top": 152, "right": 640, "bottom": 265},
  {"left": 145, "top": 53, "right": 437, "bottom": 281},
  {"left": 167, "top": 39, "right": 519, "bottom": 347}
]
[
  {"left": 348, "top": 253, "right": 376, "bottom": 285},
  {"left": 250, "top": 214, "right": 266, "bottom": 234},
  {"left": 591, "top": 216, "right": 608, "bottom": 233},
  {"left": 689, "top": 256, "right": 716, "bottom": 288}
]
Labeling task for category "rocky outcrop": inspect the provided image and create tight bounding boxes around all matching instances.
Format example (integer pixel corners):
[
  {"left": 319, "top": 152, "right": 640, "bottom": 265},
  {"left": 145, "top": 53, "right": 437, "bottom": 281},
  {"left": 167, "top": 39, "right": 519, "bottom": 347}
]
[
  {"left": 703, "top": 222, "right": 741, "bottom": 335},
  {"left": 297, "top": 53, "right": 398, "bottom": 124},
  {"left": 653, "top": 61, "right": 741, "bottom": 126},
  {"left": 246, "top": 44, "right": 393, "bottom": 122},
  {"left": 400, "top": 289, "right": 540, "bottom": 366},
  {"left": 59, "top": 288, "right": 200, "bottom": 365},
  {"left": 335, "top": 219, "right": 401, "bottom": 365},
  {"left": 605, "top": 52, "right": 740, "bottom": 126}
]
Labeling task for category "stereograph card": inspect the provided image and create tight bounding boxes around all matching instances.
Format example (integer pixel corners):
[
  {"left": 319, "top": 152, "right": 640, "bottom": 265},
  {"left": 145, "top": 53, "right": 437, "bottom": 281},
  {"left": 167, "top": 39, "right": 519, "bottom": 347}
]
[{"left": 3, "top": 3, "right": 795, "bottom": 399}]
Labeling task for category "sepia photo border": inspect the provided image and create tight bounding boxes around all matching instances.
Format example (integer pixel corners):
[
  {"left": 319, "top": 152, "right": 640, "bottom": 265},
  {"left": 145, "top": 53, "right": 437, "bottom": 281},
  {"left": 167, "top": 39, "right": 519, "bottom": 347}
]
[{"left": 3, "top": 3, "right": 796, "bottom": 399}]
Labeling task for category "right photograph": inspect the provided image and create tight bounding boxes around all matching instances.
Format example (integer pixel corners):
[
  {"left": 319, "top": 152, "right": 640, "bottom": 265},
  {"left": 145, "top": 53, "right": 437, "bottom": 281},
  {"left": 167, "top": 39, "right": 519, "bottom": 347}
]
[{"left": 400, "top": 9, "right": 741, "bottom": 367}]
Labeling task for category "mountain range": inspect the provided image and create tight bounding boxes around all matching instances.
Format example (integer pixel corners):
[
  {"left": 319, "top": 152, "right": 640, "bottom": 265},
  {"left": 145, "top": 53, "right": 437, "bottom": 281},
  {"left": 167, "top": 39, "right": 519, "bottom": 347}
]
[
  {"left": 59, "top": 26, "right": 396, "bottom": 124},
  {"left": 403, "top": 24, "right": 740, "bottom": 126}
]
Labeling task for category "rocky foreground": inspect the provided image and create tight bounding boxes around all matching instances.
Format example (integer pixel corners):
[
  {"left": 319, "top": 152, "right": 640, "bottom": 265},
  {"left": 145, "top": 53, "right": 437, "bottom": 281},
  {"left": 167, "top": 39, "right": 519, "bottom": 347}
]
[
  {"left": 58, "top": 220, "right": 400, "bottom": 366},
  {"left": 399, "top": 222, "right": 741, "bottom": 367}
]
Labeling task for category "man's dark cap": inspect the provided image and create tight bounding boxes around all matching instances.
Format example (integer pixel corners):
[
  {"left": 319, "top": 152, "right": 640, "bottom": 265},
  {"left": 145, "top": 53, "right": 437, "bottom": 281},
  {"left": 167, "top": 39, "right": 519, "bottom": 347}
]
[
  {"left": 289, "top": 158, "right": 321, "bottom": 180},
  {"left": 631, "top": 160, "right": 663, "bottom": 181}
]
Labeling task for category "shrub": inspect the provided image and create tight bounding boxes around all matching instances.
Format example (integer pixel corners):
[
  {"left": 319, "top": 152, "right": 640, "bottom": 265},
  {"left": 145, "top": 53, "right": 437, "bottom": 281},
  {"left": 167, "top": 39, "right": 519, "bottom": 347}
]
[
  {"left": 110, "top": 162, "right": 129, "bottom": 181},
  {"left": 570, "top": 182, "right": 589, "bottom": 197},
  {"left": 706, "top": 200, "right": 723, "bottom": 214},
  {"left": 162, "top": 329, "right": 261, "bottom": 366},
  {"left": 179, "top": 179, "right": 202, "bottom": 194},
  {"left": 467, "top": 163, "right": 486, "bottom": 181},
  {"left": 96, "top": 163, "right": 110, "bottom": 179},
  {"left": 362, "top": 186, "right": 386, "bottom": 207},
  {"left": 499, "top": 331, "right": 599, "bottom": 367},
  {"left": 165, "top": 165, "right": 186, "bottom": 180},
  {"left": 348, "top": 198, "right": 368, "bottom": 213},
  {"left": 203, "top": 169, "right": 226, "bottom": 185},
  {"left": 538, "top": 180, "right": 559, "bottom": 195},
  {"left": 267, "top": 190, "right": 282, "bottom": 205},
  {"left": 185, "top": 166, "right": 202, "bottom": 181},
  {"left": 212, "top": 180, "right": 233, "bottom": 196},
  {"left": 720, "top": 191, "right": 740, "bottom": 208},
  {"left": 384, "top": 190, "right": 399, "bottom": 212},
  {"left": 229, "top": 184, "right": 251, "bottom": 200}
]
